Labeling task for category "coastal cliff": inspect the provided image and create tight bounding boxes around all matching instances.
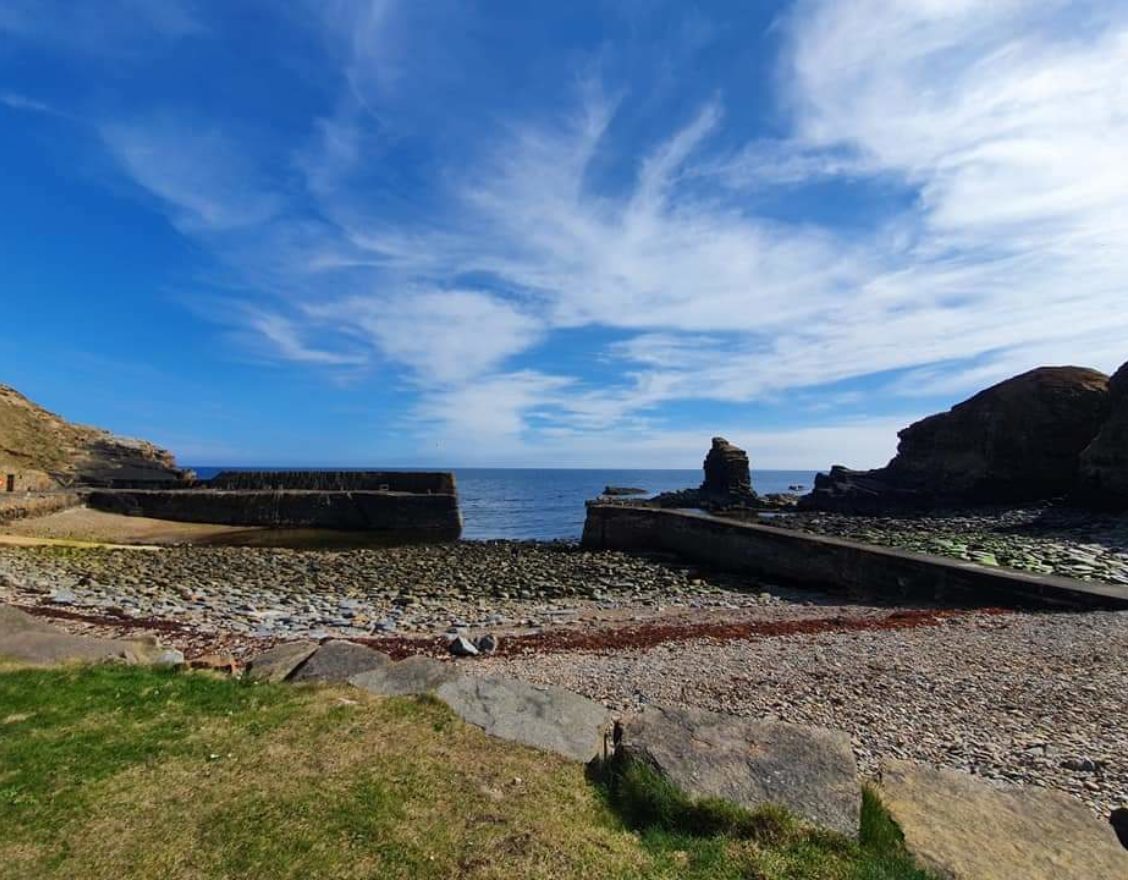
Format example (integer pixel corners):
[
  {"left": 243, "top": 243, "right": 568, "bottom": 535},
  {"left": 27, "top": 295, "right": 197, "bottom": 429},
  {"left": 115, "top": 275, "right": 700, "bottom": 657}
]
[
  {"left": 1079, "top": 362, "right": 1128, "bottom": 507},
  {"left": 802, "top": 365, "right": 1122, "bottom": 511},
  {"left": 0, "top": 384, "right": 190, "bottom": 489}
]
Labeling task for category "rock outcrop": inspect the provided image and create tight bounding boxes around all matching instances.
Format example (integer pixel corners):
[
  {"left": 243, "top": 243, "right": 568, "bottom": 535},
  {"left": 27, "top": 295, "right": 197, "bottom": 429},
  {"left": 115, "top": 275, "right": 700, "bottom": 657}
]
[
  {"left": 701, "top": 437, "right": 756, "bottom": 500},
  {"left": 0, "top": 383, "right": 191, "bottom": 489},
  {"left": 879, "top": 759, "right": 1128, "bottom": 879},
  {"left": 650, "top": 437, "right": 758, "bottom": 510},
  {"left": 601, "top": 486, "right": 648, "bottom": 497},
  {"left": 803, "top": 367, "right": 1111, "bottom": 512},
  {"left": 614, "top": 704, "right": 861, "bottom": 837},
  {"left": 1079, "top": 361, "right": 1128, "bottom": 509}
]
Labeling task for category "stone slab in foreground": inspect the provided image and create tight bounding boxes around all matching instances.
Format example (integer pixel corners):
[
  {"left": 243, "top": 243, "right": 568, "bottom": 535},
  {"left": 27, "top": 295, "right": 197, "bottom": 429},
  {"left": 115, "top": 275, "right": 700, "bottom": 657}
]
[
  {"left": 245, "top": 640, "right": 319, "bottom": 683},
  {"left": 350, "top": 655, "right": 461, "bottom": 696},
  {"left": 616, "top": 704, "right": 861, "bottom": 837},
  {"left": 287, "top": 640, "right": 392, "bottom": 683},
  {"left": 435, "top": 675, "right": 612, "bottom": 763},
  {"left": 879, "top": 759, "right": 1128, "bottom": 879},
  {"left": 0, "top": 604, "right": 180, "bottom": 666}
]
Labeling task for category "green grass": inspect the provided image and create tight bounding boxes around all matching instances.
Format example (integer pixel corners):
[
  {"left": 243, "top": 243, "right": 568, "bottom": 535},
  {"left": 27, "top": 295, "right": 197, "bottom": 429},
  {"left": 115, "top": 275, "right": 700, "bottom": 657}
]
[
  {"left": 0, "top": 662, "right": 302, "bottom": 869},
  {"left": 0, "top": 663, "right": 937, "bottom": 880}
]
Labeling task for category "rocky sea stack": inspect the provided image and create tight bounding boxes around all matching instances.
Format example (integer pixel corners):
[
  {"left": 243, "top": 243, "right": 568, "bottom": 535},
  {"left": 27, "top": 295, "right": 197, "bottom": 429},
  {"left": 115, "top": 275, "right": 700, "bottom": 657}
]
[
  {"left": 701, "top": 437, "right": 757, "bottom": 503},
  {"left": 645, "top": 437, "right": 759, "bottom": 511},
  {"left": 803, "top": 364, "right": 1127, "bottom": 512}
]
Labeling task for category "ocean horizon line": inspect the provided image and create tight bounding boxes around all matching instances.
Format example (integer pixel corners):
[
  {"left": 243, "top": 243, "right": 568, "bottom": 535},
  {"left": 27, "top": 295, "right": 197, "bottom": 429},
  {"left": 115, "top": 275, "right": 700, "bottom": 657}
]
[{"left": 186, "top": 465, "right": 822, "bottom": 474}]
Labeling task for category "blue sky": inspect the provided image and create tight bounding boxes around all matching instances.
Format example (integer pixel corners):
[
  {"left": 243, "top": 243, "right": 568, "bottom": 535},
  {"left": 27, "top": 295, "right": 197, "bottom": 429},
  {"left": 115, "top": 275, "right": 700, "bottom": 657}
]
[{"left": 1, "top": 1, "right": 1126, "bottom": 469}]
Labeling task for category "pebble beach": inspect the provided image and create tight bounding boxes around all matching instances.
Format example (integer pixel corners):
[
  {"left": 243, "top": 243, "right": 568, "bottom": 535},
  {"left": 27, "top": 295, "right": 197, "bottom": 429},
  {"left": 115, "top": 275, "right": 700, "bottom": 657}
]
[{"left": 2, "top": 508, "right": 1126, "bottom": 820}]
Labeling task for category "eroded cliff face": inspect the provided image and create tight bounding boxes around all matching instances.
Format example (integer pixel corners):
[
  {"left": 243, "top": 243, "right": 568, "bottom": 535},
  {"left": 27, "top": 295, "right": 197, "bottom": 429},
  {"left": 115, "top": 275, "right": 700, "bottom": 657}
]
[
  {"left": 0, "top": 384, "right": 190, "bottom": 488},
  {"left": 1079, "top": 361, "right": 1128, "bottom": 508},
  {"left": 802, "top": 366, "right": 1113, "bottom": 512}
]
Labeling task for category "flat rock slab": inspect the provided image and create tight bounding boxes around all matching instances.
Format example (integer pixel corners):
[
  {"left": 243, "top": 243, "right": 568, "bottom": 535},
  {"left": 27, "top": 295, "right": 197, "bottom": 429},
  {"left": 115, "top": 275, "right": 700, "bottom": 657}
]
[
  {"left": 879, "top": 760, "right": 1128, "bottom": 880},
  {"left": 616, "top": 704, "right": 860, "bottom": 837},
  {"left": 288, "top": 640, "right": 392, "bottom": 683},
  {"left": 435, "top": 675, "right": 611, "bottom": 763},
  {"left": 1, "top": 604, "right": 57, "bottom": 637},
  {"left": 0, "top": 604, "right": 169, "bottom": 666},
  {"left": 245, "top": 640, "right": 319, "bottom": 683},
  {"left": 349, "top": 655, "right": 461, "bottom": 696}
]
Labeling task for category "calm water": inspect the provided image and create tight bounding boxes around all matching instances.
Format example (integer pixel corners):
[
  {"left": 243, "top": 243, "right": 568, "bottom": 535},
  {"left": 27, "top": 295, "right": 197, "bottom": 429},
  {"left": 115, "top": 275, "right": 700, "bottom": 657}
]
[{"left": 190, "top": 467, "right": 818, "bottom": 541}]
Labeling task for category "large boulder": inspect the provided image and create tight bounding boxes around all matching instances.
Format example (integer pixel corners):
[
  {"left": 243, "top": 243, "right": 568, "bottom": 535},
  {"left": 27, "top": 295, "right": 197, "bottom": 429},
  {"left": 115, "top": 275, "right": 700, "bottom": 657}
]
[
  {"left": 349, "top": 655, "right": 461, "bottom": 696},
  {"left": 614, "top": 704, "right": 860, "bottom": 837},
  {"left": 1079, "top": 361, "right": 1128, "bottom": 509},
  {"left": 287, "top": 640, "right": 392, "bottom": 683},
  {"left": 435, "top": 675, "right": 612, "bottom": 763},
  {"left": 879, "top": 760, "right": 1128, "bottom": 879},
  {"left": 245, "top": 640, "right": 319, "bottom": 683},
  {"left": 803, "top": 366, "right": 1111, "bottom": 511}
]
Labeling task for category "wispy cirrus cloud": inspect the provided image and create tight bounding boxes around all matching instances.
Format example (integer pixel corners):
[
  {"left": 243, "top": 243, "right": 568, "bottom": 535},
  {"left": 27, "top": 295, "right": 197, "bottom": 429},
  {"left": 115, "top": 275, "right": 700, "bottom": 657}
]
[
  {"left": 242, "top": 311, "right": 368, "bottom": 368},
  {"left": 35, "top": 0, "right": 1128, "bottom": 465},
  {"left": 99, "top": 118, "right": 284, "bottom": 233},
  {"left": 0, "top": 92, "right": 60, "bottom": 116}
]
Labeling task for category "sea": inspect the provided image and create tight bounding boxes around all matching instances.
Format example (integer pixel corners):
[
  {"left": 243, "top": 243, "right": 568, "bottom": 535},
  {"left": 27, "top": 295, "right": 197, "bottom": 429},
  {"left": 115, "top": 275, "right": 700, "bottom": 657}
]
[{"left": 189, "top": 467, "right": 819, "bottom": 541}]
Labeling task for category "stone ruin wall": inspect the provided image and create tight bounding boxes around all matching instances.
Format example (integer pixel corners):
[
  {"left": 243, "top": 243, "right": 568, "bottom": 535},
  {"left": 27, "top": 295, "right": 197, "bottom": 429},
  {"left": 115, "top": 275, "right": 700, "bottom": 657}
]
[
  {"left": 1, "top": 469, "right": 57, "bottom": 493},
  {"left": 0, "top": 491, "right": 81, "bottom": 524}
]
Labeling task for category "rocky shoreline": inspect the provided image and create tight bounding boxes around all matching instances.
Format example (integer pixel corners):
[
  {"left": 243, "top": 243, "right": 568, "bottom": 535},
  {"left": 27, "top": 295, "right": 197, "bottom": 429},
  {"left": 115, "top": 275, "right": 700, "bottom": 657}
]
[
  {"left": 2, "top": 535, "right": 1126, "bottom": 821},
  {"left": 768, "top": 505, "right": 1128, "bottom": 584},
  {"left": 0, "top": 541, "right": 798, "bottom": 641},
  {"left": 477, "top": 606, "right": 1128, "bottom": 821}
]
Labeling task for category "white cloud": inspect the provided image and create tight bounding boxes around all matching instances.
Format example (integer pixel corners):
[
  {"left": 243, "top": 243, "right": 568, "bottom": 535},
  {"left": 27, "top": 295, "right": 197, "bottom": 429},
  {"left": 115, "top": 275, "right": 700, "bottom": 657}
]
[
  {"left": 0, "top": 92, "right": 59, "bottom": 116},
  {"left": 310, "top": 290, "right": 544, "bottom": 385},
  {"left": 245, "top": 311, "right": 368, "bottom": 367},
  {"left": 417, "top": 413, "right": 908, "bottom": 470},
  {"left": 100, "top": 118, "right": 283, "bottom": 232},
  {"left": 413, "top": 371, "right": 574, "bottom": 445},
  {"left": 433, "top": 101, "right": 868, "bottom": 335},
  {"left": 64, "top": 1, "right": 1128, "bottom": 465}
]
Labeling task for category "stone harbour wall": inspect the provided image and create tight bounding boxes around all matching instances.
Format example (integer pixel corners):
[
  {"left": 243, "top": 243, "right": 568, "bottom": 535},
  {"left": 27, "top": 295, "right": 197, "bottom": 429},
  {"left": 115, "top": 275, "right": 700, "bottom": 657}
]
[
  {"left": 206, "top": 470, "right": 456, "bottom": 494},
  {"left": 86, "top": 489, "right": 462, "bottom": 539},
  {"left": 581, "top": 503, "right": 1128, "bottom": 609}
]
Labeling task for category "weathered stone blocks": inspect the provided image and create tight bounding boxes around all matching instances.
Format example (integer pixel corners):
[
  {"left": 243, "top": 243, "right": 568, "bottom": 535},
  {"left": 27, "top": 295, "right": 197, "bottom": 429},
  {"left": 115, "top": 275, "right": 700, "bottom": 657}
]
[
  {"left": 435, "top": 675, "right": 612, "bottom": 763},
  {"left": 615, "top": 704, "right": 861, "bottom": 837},
  {"left": 879, "top": 759, "right": 1128, "bottom": 879}
]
